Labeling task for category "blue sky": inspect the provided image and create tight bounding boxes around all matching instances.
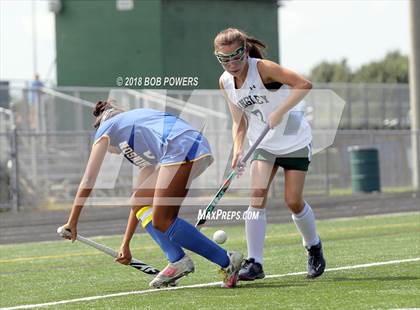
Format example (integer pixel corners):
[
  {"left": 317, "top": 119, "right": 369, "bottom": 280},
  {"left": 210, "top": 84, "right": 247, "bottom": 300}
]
[{"left": 0, "top": 0, "right": 410, "bottom": 84}]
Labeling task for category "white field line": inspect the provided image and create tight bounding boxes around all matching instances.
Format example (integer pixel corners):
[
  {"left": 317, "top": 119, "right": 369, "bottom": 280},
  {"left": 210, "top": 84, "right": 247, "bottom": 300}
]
[{"left": 2, "top": 257, "right": 419, "bottom": 310}]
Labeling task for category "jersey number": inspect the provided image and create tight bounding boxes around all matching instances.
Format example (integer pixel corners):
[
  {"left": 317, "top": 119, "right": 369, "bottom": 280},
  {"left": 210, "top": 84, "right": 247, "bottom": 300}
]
[{"left": 251, "top": 110, "right": 265, "bottom": 123}]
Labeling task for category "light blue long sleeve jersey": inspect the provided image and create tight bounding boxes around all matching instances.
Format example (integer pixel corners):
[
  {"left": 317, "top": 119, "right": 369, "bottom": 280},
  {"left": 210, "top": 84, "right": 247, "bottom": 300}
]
[{"left": 94, "top": 108, "right": 212, "bottom": 167}]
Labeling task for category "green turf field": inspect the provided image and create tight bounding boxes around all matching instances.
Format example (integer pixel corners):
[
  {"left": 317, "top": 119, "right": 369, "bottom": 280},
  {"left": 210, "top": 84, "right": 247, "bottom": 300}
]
[{"left": 1, "top": 212, "right": 419, "bottom": 309}]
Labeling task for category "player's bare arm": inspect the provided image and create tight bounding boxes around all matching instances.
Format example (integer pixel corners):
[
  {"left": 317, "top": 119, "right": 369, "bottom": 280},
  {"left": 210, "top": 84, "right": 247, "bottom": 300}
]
[
  {"left": 62, "top": 136, "right": 109, "bottom": 241},
  {"left": 257, "top": 59, "right": 312, "bottom": 129},
  {"left": 220, "top": 79, "right": 248, "bottom": 169}
]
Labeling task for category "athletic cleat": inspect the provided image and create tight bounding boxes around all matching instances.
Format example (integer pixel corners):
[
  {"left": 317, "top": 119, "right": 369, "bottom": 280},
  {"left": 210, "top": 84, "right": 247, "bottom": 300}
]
[
  {"left": 306, "top": 240, "right": 326, "bottom": 278},
  {"left": 149, "top": 255, "right": 194, "bottom": 288},
  {"left": 238, "top": 258, "right": 265, "bottom": 281},
  {"left": 219, "top": 251, "right": 243, "bottom": 288},
  {"left": 168, "top": 279, "right": 180, "bottom": 287}
]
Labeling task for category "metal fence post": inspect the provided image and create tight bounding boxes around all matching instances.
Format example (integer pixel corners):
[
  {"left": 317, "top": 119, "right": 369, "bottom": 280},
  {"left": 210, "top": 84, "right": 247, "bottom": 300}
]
[
  {"left": 75, "top": 91, "right": 83, "bottom": 130},
  {"left": 9, "top": 125, "right": 19, "bottom": 212},
  {"left": 325, "top": 147, "right": 330, "bottom": 196},
  {"left": 363, "top": 84, "right": 369, "bottom": 128},
  {"left": 346, "top": 86, "right": 352, "bottom": 128},
  {"left": 381, "top": 87, "right": 386, "bottom": 127},
  {"left": 397, "top": 87, "right": 403, "bottom": 129}
]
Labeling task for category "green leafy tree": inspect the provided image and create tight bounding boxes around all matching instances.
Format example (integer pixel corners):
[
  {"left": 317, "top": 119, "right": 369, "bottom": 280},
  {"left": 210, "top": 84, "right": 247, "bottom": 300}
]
[
  {"left": 309, "top": 59, "right": 352, "bottom": 83},
  {"left": 352, "top": 51, "right": 408, "bottom": 83},
  {"left": 308, "top": 51, "right": 408, "bottom": 83}
]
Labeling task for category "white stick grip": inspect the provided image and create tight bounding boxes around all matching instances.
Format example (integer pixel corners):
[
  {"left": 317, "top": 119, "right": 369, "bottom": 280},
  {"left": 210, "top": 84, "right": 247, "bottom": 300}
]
[
  {"left": 57, "top": 227, "right": 118, "bottom": 258},
  {"left": 56, "top": 226, "right": 160, "bottom": 275}
]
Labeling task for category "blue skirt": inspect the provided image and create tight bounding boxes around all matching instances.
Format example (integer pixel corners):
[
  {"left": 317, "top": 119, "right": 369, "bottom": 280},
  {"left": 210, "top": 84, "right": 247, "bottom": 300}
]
[{"left": 160, "top": 130, "right": 213, "bottom": 166}]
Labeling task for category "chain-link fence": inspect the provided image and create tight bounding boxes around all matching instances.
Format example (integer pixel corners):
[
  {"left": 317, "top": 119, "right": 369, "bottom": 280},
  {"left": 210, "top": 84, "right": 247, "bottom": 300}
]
[
  {"left": 55, "top": 83, "right": 410, "bottom": 130},
  {"left": 315, "top": 83, "right": 410, "bottom": 130},
  {"left": 0, "top": 83, "right": 417, "bottom": 211},
  {"left": 0, "top": 108, "right": 13, "bottom": 209},
  {"left": 0, "top": 83, "right": 411, "bottom": 132},
  {"left": 292, "top": 130, "right": 418, "bottom": 195},
  {"left": 0, "top": 129, "right": 417, "bottom": 210}
]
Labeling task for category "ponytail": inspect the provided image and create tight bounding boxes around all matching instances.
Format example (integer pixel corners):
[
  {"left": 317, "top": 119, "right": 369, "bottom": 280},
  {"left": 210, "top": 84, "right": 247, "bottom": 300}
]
[
  {"left": 246, "top": 37, "right": 266, "bottom": 59},
  {"left": 93, "top": 100, "right": 124, "bottom": 129}
]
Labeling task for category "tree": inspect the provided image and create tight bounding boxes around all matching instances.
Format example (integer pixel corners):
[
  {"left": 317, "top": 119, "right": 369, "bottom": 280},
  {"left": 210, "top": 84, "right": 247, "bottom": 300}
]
[
  {"left": 309, "top": 59, "right": 352, "bottom": 83},
  {"left": 308, "top": 51, "right": 408, "bottom": 83},
  {"left": 352, "top": 51, "right": 408, "bottom": 83}
]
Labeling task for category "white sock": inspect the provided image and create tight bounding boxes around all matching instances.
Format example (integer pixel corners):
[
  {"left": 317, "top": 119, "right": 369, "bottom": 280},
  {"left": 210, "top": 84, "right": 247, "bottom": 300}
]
[
  {"left": 292, "top": 202, "right": 320, "bottom": 248},
  {"left": 245, "top": 206, "right": 266, "bottom": 264}
]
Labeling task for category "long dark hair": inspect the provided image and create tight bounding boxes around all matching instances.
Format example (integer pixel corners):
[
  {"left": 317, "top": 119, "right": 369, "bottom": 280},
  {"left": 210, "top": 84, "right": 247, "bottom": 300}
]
[
  {"left": 93, "top": 100, "right": 125, "bottom": 129},
  {"left": 214, "top": 28, "right": 266, "bottom": 59}
]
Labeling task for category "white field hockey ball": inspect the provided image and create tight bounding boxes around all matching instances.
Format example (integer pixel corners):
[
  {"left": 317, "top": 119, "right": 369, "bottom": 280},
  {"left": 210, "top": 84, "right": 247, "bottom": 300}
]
[{"left": 213, "top": 230, "right": 227, "bottom": 244}]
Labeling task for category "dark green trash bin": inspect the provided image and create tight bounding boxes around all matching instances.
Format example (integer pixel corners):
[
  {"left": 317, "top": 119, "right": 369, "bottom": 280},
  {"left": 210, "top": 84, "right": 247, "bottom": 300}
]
[{"left": 349, "top": 146, "right": 381, "bottom": 193}]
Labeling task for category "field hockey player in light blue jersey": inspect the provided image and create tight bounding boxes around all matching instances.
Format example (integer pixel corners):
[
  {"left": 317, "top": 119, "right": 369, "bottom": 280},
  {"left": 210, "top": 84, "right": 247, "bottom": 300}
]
[
  {"left": 58, "top": 100, "right": 243, "bottom": 288},
  {"left": 214, "top": 28, "right": 326, "bottom": 281}
]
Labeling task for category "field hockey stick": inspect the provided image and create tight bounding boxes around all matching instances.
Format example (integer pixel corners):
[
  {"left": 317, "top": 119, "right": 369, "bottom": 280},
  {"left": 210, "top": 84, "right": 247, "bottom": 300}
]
[
  {"left": 195, "top": 125, "right": 270, "bottom": 229},
  {"left": 57, "top": 227, "right": 159, "bottom": 275}
]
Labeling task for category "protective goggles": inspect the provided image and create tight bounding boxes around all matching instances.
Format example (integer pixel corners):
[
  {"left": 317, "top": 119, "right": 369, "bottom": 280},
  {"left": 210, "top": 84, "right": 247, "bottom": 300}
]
[{"left": 215, "top": 46, "right": 246, "bottom": 65}]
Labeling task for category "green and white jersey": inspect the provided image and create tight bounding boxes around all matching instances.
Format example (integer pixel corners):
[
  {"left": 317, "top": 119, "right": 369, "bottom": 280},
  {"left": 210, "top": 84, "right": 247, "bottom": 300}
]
[{"left": 220, "top": 57, "right": 312, "bottom": 155}]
